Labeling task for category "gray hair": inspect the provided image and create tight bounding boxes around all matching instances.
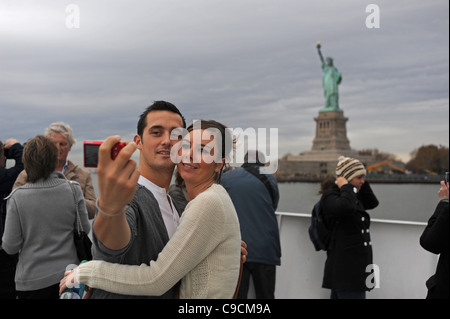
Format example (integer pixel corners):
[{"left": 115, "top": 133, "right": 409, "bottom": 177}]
[{"left": 45, "top": 122, "right": 76, "bottom": 146}]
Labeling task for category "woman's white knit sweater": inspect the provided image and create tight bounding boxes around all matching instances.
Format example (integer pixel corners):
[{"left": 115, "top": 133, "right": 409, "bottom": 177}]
[{"left": 79, "top": 184, "right": 241, "bottom": 298}]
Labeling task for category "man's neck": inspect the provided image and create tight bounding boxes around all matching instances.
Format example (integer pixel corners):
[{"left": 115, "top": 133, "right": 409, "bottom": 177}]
[
  {"left": 140, "top": 167, "right": 174, "bottom": 192},
  {"left": 56, "top": 159, "right": 67, "bottom": 172}
]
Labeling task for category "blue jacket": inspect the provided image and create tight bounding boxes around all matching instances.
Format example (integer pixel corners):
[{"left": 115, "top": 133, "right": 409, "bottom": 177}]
[{"left": 221, "top": 166, "right": 281, "bottom": 266}]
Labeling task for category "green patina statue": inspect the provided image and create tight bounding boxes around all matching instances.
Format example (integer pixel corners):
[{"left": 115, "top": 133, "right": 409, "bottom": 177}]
[{"left": 317, "top": 42, "right": 342, "bottom": 112}]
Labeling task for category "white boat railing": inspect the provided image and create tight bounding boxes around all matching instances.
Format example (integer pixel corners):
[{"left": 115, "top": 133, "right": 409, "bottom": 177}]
[{"left": 245, "top": 212, "right": 435, "bottom": 299}]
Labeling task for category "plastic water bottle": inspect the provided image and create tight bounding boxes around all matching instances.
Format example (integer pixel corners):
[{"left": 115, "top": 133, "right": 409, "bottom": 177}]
[{"left": 60, "top": 260, "right": 87, "bottom": 299}]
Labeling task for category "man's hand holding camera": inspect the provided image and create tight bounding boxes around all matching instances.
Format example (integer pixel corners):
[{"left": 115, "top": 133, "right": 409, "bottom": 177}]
[{"left": 96, "top": 136, "right": 140, "bottom": 217}]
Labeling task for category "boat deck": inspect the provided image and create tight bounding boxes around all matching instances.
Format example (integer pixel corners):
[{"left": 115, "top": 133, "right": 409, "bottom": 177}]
[{"left": 245, "top": 212, "right": 435, "bottom": 299}]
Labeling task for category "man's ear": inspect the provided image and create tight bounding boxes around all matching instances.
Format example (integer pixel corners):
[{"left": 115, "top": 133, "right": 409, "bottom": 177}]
[{"left": 134, "top": 134, "right": 143, "bottom": 150}]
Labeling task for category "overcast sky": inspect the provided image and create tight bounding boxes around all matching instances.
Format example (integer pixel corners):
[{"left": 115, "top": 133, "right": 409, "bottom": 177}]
[{"left": 1, "top": 0, "right": 448, "bottom": 166}]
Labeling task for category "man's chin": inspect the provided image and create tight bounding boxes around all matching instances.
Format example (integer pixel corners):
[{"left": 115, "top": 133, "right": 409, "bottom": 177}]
[{"left": 155, "top": 158, "right": 176, "bottom": 170}]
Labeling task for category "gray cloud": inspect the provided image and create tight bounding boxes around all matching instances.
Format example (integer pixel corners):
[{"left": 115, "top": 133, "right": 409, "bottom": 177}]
[{"left": 1, "top": 0, "right": 448, "bottom": 165}]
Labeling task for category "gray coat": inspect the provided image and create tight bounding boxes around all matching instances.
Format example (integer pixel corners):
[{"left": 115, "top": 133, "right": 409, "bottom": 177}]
[{"left": 2, "top": 172, "right": 90, "bottom": 291}]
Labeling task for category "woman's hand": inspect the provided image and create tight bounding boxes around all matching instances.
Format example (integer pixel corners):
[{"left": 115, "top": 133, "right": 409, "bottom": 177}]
[
  {"left": 438, "top": 180, "right": 449, "bottom": 199},
  {"left": 59, "top": 267, "right": 79, "bottom": 295},
  {"left": 59, "top": 267, "right": 93, "bottom": 299},
  {"left": 335, "top": 176, "right": 348, "bottom": 188},
  {"left": 241, "top": 241, "right": 248, "bottom": 263}
]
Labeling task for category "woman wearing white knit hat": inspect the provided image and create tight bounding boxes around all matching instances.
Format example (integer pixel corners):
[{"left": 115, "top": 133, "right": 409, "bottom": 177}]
[
  {"left": 335, "top": 156, "right": 367, "bottom": 192},
  {"left": 319, "top": 155, "right": 379, "bottom": 299}
]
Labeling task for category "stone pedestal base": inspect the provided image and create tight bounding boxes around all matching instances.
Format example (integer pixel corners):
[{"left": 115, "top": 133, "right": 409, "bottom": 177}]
[
  {"left": 278, "top": 110, "right": 364, "bottom": 176},
  {"left": 312, "top": 111, "right": 351, "bottom": 151}
]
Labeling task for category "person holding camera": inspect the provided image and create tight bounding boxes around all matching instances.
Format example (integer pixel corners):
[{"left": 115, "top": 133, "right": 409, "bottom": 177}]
[
  {"left": 419, "top": 178, "right": 449, "bottom": 299},
  {"left": 85, "top": 101, "right": 185, "bottom": 299},
  {"left": 60, "top": 120, "right": 241, "bottom": 298},
  {"left": 0, "top": 138, "right": 24, "bottom": 299},
  {"left": 0, "top": 139, "right": 24, "bottom": 235}
]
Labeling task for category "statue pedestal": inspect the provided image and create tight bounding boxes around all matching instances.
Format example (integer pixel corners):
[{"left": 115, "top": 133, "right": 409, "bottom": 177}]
[
  {"left": 312, "top": 110, "right": 350, "bottom": 151},
  {"left": 279, "top": 108, "right": 380, "bottom": 177},
  {"left": 280, "top": 110, "right": 356, "bottom": 176}
]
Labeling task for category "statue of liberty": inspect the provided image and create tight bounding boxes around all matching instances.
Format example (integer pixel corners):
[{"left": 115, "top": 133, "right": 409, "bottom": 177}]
[{"left": 317, "top": 42, "right": 342, "bottom": 111}]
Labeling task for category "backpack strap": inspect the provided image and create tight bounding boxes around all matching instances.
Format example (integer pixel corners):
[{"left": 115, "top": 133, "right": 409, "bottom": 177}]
[{"left": 243, "top": 166, "right": 277, "bottom": 210}]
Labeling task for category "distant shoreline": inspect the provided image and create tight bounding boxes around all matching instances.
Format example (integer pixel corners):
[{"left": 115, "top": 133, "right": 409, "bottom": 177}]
[
  {"left": 276, "top": 174, "right": 443, "bottom": 184},
  {"left": 88, "top": 169, "right": 443, "bottom": 184}
]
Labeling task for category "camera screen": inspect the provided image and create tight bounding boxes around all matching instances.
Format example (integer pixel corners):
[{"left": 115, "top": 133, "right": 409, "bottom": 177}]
[{"left": 84, "top": 144, "right": 100, "bottom": 167}]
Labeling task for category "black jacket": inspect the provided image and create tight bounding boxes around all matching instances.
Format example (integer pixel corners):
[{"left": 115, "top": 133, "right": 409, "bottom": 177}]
[
  {"left": 420, "top": 199, "right": 449, "bottom": 299},
  {"left": 0, "top": 143, "right": 24, "bottom": 242},
  {"left": 321, "top": 182, "right": 379, "bottom": 291}
]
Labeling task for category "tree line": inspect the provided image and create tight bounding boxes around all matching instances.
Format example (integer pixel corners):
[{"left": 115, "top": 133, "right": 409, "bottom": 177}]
[{"left": 405, "top": 144, "right": 449, "bottom": 174}]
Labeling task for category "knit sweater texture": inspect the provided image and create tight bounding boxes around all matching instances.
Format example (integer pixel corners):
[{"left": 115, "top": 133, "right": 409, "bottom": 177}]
[{"left": 79, "top": 184, "right": 241, "bottom": 298}]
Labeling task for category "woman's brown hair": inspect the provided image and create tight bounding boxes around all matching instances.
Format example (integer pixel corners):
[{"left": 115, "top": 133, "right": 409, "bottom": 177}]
[{"left": 23, "top": 135, "right": 58, "bottom": 183}]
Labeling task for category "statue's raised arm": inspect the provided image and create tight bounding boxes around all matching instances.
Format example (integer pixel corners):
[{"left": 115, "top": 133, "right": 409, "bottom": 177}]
[{"left": 317, "top": 41, "right": 324, "bottom": 65}]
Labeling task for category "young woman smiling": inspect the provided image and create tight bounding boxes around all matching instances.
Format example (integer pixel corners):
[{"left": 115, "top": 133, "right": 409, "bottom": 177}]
[{"left": 60, "top": 120, "right": 242, "bottom": 299}]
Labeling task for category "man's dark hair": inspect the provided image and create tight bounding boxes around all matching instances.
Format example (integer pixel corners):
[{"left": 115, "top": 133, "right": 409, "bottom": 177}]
[{"left": 137, "top": 101, "right": 186, "bottom": 137}]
